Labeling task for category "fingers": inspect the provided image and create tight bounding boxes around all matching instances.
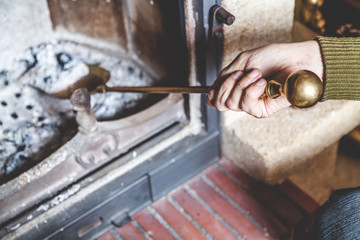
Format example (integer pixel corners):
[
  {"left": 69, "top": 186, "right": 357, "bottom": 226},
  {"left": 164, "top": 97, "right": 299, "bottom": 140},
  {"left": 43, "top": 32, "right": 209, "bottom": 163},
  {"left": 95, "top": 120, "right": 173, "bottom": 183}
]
[
  {"left": 207, "top": 69, "right": 263, "bottom": 112},
  {"left": 207, "top": 71, "right": 244, "bottom": 111},
  {"left": 240, "top": 78, "right": 267, "bottom": 117},
  {"left": 225, "top": 69, "right": 262, "bottom": 110}
]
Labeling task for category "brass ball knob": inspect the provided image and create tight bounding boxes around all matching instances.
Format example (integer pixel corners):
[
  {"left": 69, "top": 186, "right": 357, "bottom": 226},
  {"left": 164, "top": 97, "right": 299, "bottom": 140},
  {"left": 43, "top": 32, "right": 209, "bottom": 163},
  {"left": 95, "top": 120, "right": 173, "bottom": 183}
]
[
  {"left": 302, "top": 0, "right": 324, "bottom": 10},
  {"left": 266, "top": 70, "right": 323, "bottom": 108},
  {"left": 285, "top": 70, "right": 323, "bottom": 108}
]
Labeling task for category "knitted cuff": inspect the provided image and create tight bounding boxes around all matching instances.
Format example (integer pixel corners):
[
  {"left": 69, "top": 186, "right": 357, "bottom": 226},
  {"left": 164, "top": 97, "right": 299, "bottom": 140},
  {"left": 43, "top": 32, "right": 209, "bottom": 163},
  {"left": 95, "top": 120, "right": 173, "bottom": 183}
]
[{"left": 315, "top": 36, "right": 360, "bottom": 101}]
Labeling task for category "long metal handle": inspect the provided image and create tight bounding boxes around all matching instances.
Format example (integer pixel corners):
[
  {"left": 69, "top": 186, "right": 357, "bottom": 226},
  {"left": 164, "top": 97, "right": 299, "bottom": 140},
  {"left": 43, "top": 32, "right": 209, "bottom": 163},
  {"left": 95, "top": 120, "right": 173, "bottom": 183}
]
[
  {"left": 100, "top": 86, "right": 210, "bottom": 94},
  {"left": 97, "top": 70, "right": 323, "bottom": 108}
]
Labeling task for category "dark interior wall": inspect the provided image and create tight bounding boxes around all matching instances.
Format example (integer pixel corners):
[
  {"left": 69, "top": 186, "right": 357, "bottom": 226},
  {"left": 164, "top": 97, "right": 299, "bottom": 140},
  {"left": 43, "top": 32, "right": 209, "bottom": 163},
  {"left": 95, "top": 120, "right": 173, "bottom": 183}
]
[
  {"left": 47, "top": 0, "right": 128, "bottom": 48},
  {"left": 47, "top": 0, "right": 187, "bottom": 84}
]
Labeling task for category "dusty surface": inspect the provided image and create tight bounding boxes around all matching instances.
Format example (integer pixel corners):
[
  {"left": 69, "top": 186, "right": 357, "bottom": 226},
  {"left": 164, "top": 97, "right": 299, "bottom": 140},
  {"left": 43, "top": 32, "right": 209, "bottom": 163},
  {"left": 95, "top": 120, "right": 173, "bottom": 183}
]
[
  {"left": 221, "top": 0, "right": 295, "bottom": 67},
  {"left": 222, "top": 101, "right": 360, "bottom": 184}
]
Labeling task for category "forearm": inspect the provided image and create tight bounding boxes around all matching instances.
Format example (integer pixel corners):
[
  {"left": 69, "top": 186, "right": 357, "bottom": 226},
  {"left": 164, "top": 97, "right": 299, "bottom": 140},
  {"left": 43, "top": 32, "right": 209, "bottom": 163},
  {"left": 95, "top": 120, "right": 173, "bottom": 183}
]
[{"left": 315, "top": 36, "right": 360, "bottom": 101}]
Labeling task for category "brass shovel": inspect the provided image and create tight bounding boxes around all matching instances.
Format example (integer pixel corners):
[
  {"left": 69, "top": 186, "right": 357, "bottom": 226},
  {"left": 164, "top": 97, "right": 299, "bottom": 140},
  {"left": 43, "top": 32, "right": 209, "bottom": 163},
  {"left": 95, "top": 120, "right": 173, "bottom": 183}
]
[{"left": 52, "top": 65, "right": 323, "bottom": 108}]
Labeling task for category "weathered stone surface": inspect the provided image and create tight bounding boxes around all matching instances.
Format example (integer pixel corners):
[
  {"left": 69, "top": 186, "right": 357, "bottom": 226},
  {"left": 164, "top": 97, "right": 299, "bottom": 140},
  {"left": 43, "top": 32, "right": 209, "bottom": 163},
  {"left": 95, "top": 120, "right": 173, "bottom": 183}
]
[
  {"left": 222, "top": 101, "right": 360, "bottom": 184},
  {"left": 221, "top": 0, "right": 295, "bottom": 67}
]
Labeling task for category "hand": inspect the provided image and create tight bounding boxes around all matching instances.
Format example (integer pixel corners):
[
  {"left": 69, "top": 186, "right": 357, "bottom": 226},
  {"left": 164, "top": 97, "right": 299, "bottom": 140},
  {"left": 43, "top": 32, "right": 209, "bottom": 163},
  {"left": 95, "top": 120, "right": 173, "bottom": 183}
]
[{"left": 206, "top": 40, "right": 323, "bottom": 118}]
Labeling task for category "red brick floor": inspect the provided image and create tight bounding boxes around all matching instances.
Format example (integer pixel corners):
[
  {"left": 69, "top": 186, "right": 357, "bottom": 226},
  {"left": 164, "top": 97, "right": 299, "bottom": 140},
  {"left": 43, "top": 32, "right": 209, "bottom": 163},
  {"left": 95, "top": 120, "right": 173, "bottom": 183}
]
[{"left": 97, "top": 157, "right": 319, "bottom": 240}]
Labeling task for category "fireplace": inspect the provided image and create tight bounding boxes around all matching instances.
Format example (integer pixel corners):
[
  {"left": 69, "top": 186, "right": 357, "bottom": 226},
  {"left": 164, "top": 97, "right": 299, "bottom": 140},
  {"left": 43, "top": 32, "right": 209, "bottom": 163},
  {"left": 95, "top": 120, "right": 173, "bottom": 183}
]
[{"left": 0, "top": 0, "right": 227, "bottom": 239}]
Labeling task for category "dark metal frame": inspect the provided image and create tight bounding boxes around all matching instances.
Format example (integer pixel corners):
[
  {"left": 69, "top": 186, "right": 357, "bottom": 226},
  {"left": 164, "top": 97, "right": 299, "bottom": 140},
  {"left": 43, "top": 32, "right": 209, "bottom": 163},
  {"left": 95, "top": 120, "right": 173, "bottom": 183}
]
[{"left": 1, "top": 0, "right": 221, "bottom": 239}]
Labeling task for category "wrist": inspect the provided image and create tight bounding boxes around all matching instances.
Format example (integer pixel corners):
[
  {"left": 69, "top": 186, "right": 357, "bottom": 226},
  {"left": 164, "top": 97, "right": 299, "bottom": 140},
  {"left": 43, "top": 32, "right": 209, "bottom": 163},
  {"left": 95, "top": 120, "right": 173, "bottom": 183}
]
[{"left": 305, "top": 40, "right": 324, "bottom": 82}]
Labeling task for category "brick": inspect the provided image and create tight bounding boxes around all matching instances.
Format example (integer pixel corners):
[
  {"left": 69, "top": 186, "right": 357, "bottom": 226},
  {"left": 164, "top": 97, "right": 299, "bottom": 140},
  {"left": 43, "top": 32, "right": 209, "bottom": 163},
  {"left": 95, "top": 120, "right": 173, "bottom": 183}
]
[
  {"left": 277, "top": 180, "right": 319, "bottom": 214},
  {"left": 152, "top": 197, "right": 207, "bottom": 240},
  {"left": 134, "top": 208, "right": 176, "bottom": 240},
  {"left": 205, "top": 165, "right": 289, "bottom": 239},
  {"left": 97, "top": 231, "right": 117, "bottom": 240},
  {"left": 219, "top": 157, "right": 305, "bottom": 225},
  {"left": 171, "top": 187, "right": 238, "bottom": 240},
  {"left": 115, "top": 222, "right": 146, "bottom": 240},
  {"left": 188, "top": 176, "right": 270, "bottom": 240}
]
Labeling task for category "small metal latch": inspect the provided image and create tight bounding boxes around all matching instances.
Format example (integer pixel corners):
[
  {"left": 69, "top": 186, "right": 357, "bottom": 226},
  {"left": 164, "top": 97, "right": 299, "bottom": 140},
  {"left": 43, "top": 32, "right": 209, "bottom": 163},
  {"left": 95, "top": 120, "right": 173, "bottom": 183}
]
[{"left": 210, "top": 5, "right": 235, "bottom": 39}]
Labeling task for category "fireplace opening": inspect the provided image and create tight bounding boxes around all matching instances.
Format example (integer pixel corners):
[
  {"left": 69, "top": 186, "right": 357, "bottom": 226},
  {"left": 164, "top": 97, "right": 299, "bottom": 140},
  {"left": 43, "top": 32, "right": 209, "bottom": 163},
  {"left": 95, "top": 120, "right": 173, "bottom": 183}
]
[
  {"left": 0, "top": 40, "right": 167, "bottom": 185},
  {"left": 0, "top": 0, "right": 221, "bottom": 239}
]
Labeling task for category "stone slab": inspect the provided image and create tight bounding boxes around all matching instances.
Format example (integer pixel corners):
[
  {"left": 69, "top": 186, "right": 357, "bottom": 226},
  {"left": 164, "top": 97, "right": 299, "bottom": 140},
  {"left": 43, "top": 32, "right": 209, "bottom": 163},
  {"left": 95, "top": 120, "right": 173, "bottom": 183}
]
[{"left": 222, "top": 101, "right": 360, "bottom": 184}]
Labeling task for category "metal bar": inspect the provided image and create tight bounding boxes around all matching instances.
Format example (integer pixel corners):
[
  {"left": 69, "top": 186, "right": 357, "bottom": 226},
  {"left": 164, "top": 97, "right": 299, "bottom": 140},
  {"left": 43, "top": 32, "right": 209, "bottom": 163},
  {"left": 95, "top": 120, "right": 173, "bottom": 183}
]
[{"left": 105, "top": 86, "right": 210, "bottom": 94}]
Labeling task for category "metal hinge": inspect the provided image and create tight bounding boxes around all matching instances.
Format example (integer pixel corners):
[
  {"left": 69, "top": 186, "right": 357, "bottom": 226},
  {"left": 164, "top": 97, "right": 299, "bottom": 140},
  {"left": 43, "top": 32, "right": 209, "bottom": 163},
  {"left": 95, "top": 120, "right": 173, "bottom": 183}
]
[{"left": 209, "top": 5, "right": 235, "bottom": 39}]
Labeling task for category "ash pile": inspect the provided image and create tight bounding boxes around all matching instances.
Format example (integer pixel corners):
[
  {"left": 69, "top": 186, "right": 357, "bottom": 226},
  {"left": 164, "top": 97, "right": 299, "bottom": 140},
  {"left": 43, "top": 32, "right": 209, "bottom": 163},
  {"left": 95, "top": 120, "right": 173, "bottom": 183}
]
[{"left": 0, "top": 41, "right": 157, "bottom": 184}]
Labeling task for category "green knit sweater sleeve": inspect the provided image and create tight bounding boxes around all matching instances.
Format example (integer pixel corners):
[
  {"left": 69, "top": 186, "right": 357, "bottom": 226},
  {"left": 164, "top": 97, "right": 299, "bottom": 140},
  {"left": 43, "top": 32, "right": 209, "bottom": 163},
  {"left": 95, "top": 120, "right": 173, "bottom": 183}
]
[{"left": 315, "top": 36, "right": 360, "bottom": 101}]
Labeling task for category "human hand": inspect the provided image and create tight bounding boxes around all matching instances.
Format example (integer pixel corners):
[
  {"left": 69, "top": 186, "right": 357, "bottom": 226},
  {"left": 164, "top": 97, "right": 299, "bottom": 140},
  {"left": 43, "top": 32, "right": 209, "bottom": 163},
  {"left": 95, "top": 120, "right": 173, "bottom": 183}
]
[{"left": 207, "top": 40, "right": 323, "bottom": 118}]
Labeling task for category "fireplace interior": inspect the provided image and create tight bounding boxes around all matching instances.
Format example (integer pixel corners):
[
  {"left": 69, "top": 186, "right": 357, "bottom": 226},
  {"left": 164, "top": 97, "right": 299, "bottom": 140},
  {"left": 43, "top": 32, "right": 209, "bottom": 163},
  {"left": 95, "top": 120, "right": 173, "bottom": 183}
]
[{"left": 0, "top": 0, "right": 222, "bottom": 239}]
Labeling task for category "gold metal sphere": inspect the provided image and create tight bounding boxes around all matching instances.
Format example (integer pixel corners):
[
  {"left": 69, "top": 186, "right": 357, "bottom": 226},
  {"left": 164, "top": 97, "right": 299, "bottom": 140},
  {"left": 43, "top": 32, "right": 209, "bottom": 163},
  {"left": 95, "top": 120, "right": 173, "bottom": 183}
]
[
  {"left": 302, "top": 0, "right": 324, "bottom": 10},
  {"left": 284, "top": 70, "right": 323, "bottom": 108}
]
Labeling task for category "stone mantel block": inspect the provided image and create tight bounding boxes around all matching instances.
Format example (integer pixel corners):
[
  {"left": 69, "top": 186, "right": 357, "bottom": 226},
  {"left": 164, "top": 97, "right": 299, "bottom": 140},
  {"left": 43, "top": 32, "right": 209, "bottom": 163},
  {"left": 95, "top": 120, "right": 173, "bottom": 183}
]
[{"left": 222, "top": 101, "right": 360, "bottom": 184}]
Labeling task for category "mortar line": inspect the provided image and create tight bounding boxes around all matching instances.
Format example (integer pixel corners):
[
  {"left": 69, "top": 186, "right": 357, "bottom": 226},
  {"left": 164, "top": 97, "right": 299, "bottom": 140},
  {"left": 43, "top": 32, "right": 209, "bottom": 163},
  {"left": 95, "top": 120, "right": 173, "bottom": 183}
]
[
  {"left": 215, "top": 163, "right": 274, "bottom": 204},
  {"left": 215, "top": 163, "right": 251, "bottom": 191},
  {"left": 201, "top": 175, "right": 270, "bottom": 237},
  {"left": 167, "top": 195, "right": 214, "bottom": 240},
  {"left": 147, "top": 206, "right": 183, "bottom": 240},
  {"left": 109, "top": 227, "right": 124, "bottom": 240},
  {"left": 131, "top": 218, "right": 153, "bottom": 240},
  {"left": 184, "top": 184, "right": 244, "bottom": 240}
]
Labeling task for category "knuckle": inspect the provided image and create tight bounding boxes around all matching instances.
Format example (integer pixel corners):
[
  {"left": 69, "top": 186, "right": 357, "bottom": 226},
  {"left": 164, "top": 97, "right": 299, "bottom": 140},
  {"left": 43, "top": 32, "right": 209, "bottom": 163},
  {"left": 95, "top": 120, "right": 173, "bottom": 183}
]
[
  {"left": 213, "top": 101, "right": 222, "bottom": 110},
  {"left": 218, "top": 97, "right": 227, "bottom": 109},
  {"left": 243, "top": 91, "right": 252, "bottom": 101},
  {"left": 214, "top": 99, "right": 229, "bottom": 112},
  {"left": 242, "top": 106, "right": 250, "bottom": 113},
  {"left": 224, "top": 98, "right": 239, "bottom": 110},
  {"left": 243, "top": 88, "right": 257, "bottom": 101},
  {"left": 240, "top": 102, "right": 249, "bottom": 113}
]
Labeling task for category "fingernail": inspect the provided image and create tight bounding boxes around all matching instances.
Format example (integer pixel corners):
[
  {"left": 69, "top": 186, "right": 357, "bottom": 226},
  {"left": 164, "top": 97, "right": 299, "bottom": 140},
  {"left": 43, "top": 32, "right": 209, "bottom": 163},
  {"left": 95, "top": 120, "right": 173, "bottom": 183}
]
[
  {"left": 232, "top": 71, "right": 243, "bottom": 80},
  {"left": 256, "top": 79, "right": 266, "bottom": 86},
  {"left": 249, "top": 69, "right": 259, "bottom": 78}
]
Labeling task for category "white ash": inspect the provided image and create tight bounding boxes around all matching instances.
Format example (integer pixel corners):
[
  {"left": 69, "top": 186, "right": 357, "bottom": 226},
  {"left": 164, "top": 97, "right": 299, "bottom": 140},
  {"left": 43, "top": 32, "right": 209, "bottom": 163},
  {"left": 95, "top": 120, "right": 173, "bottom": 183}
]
[
  {"left": 9, "top": 223, "right": 21, "bottom": 231},
  {"left": 36, "top": 184, "right": 81, "bottom": 214},
  {"left": 0, "top": 41, "right": 157, "bottom": 184},
  {"left": 36, "top": 204, "right": 49, "bottom": 213},
  {"left": 49, "top": 184, "right": 81, "bottom": 208}
]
